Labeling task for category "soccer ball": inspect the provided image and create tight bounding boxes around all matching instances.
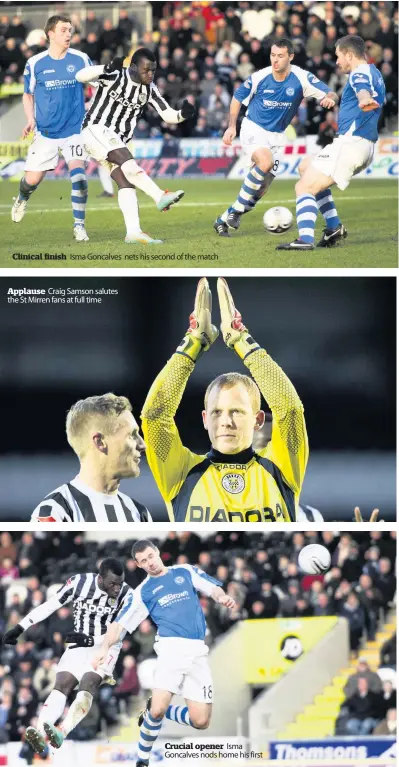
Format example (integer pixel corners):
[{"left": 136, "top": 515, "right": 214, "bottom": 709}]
[
  {"left": 298, "top": 544, "right": 331, "bottom": 575},
  {"left": 263, "top": 206, "right": 293, "bottom": 234}
]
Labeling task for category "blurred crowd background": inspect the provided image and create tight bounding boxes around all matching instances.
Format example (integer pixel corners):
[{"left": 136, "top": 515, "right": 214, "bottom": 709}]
[
  {"left": 0, "top": 530, "right": 396, "bottom": 745},
  {"left": 0, "top": 1, "right": 397, "bottom": 143}
]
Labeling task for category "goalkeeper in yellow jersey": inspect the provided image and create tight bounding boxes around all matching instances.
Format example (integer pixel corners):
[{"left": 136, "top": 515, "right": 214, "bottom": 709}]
[{"left": 141, "top": 278, "right": 309, "bottom": 522}]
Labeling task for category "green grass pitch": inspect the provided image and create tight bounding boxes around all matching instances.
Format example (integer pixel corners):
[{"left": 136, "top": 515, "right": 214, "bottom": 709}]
[{"left": 1, "top": 178, "right": 397, "bottom": 268}]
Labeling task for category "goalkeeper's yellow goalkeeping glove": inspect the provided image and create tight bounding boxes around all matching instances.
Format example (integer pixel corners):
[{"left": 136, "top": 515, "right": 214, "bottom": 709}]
[
  {"left": 177, "top": 278, "right": 219, "bottom": 362},
  {"left": 217, "top": 277, "right": 260, "bottom": 360}
]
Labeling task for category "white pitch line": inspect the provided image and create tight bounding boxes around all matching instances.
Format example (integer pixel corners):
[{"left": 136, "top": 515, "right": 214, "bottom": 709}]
[{"left": 0, "top": 194, "right": 392, "bottom": 215}]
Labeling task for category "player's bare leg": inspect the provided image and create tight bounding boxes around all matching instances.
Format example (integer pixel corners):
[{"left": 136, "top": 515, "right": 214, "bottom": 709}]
[
  {"left": 25, "top": 670, "right": 77, "bottom": 754},
  {"left": 44, "top": 670, "right": 101, "bottom": 749},
  {"left": 11, "top": 170, "right": 46, "bottom": 223},
  {"left": 108, "top": 147, "right": 184, "bottom": 213},
  {"left": 214, "top": 147, "right": 274, "bottom": 236},
  {"left": 110, "top": 165, "right": 162, "bottom": 245},
  {"left": 68, "top": 159, "right": 89, "bottom": 242},
  {"left": 297, "top": 157, "right": 347, "bottom": 248}
]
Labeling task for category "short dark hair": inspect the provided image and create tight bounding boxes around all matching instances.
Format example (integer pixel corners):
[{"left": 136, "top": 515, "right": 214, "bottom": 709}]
[
  {"left": 271, "top": 38, "right": 294, "bottom": 55},
  {"left": 44, "top": 15, "right": 72, "bottom": 41},
  {"left": 131, "top": 47, "right": 156, "bottom": 66},
  {"left": 131, "top": 539, "right": 157, "bottom": 560},
  {"left": 99, "top": 557, "right": 124, "bottom": 578},
  {"left": 336, "top": 35, "right": 366, "bottom": 57}
]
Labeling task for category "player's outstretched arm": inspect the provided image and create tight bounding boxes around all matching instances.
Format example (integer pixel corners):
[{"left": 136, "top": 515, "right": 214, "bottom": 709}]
[
  {"left": 217, "top": 278, "right": 308, "bottom": 494},
  {"left": 75, "top": 64, "right": 106, "bottom": 84},
  {"left": 148, "top": 85, "right": 196, "bottom": 124},
  {"left": 210, "top": 586, "right": 236, "bottom": 609},
  {"left": 92, "top": 622, "right": 123, "bottom": 669},
  {"left": 141, "top": 278, "right": 218, "bottom": 503}
]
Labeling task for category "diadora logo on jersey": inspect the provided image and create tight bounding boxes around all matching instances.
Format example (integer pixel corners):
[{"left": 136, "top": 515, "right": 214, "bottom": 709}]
[
  {"left": 158, "top": 590, "right": 189, "bottom": 607},
  {"left": 286, "top": 87, "right": 294, "bottom": 96},
  {"left": 67, "top": 64, "right": 76, "bottom": 73},
  {"left": 222, "top": 473, "right": 245, "bottom": 494},
  {"left": 152, "top": 585, "right": 164, "bottom": 595},
  {"left": 75, "top": 598, "right": 114, "bottom": 615},
  {"left": 44, "top": 69, "right": 55, "bottom": 74},
  {"left": 188, "top": 505, "right": 285, "bottom": 522},
  {"left": 174, "top": 576, "right": 185, "bottom": 585},
  {"left": 110, "top": 89, "right": 136, "bottom": 109}
]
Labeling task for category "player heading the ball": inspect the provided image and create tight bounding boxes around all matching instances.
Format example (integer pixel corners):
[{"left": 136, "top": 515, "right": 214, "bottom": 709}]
[
  {"left": 11, "top": 15, "right": 91, "bottom": 242},
  {"left": 277, "top": 35, "right": 386, "bottom": 251},
  {"left": 1, "top": 558, "right": 131, "bottom": 755},
  {"left": 93, "top": 539, "right": 236, "bottom": 766},
  {"left": 214, "top": 38, "right": 338, "bottom": 238},
  {"left": 76, "top": 48, "right": 196, "bottom": 245},
  {"left": 31, "top": 393, "right": 152, "bottom": 523},
  {"left": 141, "top": 279, "right": 308, "bottom": 523}
]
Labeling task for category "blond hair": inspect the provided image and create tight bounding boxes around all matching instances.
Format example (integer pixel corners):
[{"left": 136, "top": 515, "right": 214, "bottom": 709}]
[
  {"left": 204, "top": 373, "right": 261, "bottom": 412},
  {"left": 66, "top": 393, "right": 132, "bottom": 459}
]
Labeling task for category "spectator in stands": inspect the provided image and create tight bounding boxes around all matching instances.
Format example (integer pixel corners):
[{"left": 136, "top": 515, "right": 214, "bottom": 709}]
[
  {"left": 343, "top": 677, "right": 382, "bottom": 735},
  {"left": 355, "top": 574, "right": 384, "bottom": 640},
  {"left": 380, "top": 680, "right": 397, "bottom": 717},
  {"left": 339, "top": 592, "right": 366, "bottom": 652},
  {"left": 32, "top": 658, "right": 56, "bottom": 703},
  {"left": 314, "top": 591, "right": 335, "bottom": 616},
  {"left": 316, "top": 110, "right": 338, "bottom": 147},
  {"left": 132, "top": 619, "right": 156, "bottom": 661},
  {"left": 374, "top": 707, "right": 397, "bottom": 735},
  {"left": 0, "top": 534, "right": 16, "bottom": 565},
  {"left": 99, "top": 18, "right": 120, "bottom": 59},
  {"left": 344, "top": 658, "right": 383, "bottom": 697},
  {"left": 0, "top": 559, "right": 19, "bottom": 584},
  {"left": 0, "top": 691, "right": 12, "bottom": 743},
  {"left": 358, "top": 9, "right": 380, "bottom": 40},
  {"left": 84, "top": 10, "right": 101, "bottom": 39},
  {"left": 376, "top": 557, "right": 396, "bottom": 607},
  {"left": 81, "top": 32, "right": 102, "bottom": 64},
  {"left": 117, "top": 9, "right": 135, "bottom": 48},
  {"left": 8, "top": 686, "right": 36, "bottom": 740},
  {"left": 380, "top": 632, "right": 396, "bottom": 669},
  {"left": 5, "top": 15, "right": 27, "bottom": 43},
  {"left": 114, "top": 655, "right": 139, "bottom": 712}
]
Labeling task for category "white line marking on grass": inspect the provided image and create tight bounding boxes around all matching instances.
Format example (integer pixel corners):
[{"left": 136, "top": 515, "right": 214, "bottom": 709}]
[{"left": 0, "top": 194, "right": 392, "bottom": 215}]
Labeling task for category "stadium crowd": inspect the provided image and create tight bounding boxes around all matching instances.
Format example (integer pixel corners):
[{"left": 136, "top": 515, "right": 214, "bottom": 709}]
[
  {"left": 0, "top": 1, "right": 397, "bottom": 141},
  {"left": 0, "top": 530, "right": 396, "bottom": 747}
]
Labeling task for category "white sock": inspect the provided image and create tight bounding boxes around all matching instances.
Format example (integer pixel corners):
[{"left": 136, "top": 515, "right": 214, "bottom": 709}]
[
  {"left": 61, "top": 690, "right": 93, "bottom": 737},
  {"left": 37, "top": 689, "right": 67, "bottom": 735},
  {"left": 121, "top": 159, "right": 163, "bottom": 204},
  {"left": 98, "top": 164, "right": 114, "bottom": 195},
  {"left": 118, "top": 188, "right": 140, "bottom": 235}
]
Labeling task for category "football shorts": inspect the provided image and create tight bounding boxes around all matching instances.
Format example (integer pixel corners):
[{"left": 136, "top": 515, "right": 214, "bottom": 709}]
[
  {"left": 25, "top": 131, "right": 88, "bottom": 171},
  {"left": 239, "top": 117, "right": 286, "bottom": 174},
  {"left": 81, "top": 124, "right": 127, "bottom": 173},
  {"left": 311, "top": 134, "right": 374, "bottom": 190},
  {"left": 153, "top": 637, "right": 213, "bottom": 704},
  {"left": 56, "top": 636, "right": 120, "bottom": 683}
]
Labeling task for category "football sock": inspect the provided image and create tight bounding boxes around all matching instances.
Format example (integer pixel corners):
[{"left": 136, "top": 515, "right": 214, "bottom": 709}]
[
  {"left": 70, "top": 167, "right": 88, "bottom": 227},
  {"left": 296, "top": 194, "right": 318, "bottom": 243},
  {"left": 223, "top": 165, "right": 267, "bottom": 218},
  {"left": 165, "top": 705, "right": 193, "bottom": 727},
  {"left": 37, "top": 689, "right": 67, "bottom": 735},
  {"left": 61, "top": 690, "right": 93, "bottom": 736},
  {"left": 18, "top": 177, "right": 39, "bottom": 201},
  {"left": 98, "top": 164, "right": 114, "bottom": 195},
  {"left": 315, "top": 189, "right": 341, "bottom": 229},
  {"left": 241, "top": 181, "right": 266, "bottom": 214},
  {"left": 137, "top": 711, "right": 163, "bottom": 762},
  {"left": 121, "top": 159, "right": 163, "bottom": 204},
  {"left": 118, "top": 188, "right": 140, "bottom": 236}
]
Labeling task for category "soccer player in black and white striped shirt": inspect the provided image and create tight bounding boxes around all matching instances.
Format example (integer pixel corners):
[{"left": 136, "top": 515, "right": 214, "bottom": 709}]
[
  {"left": 76, "top": 47, "right": 196, "bottom": 244},
  {"left": 31, "top": 393, "right": 152, "bottom": 522},
  {"left": 0, "top": 558, "right": 131, "bottom": 754}
]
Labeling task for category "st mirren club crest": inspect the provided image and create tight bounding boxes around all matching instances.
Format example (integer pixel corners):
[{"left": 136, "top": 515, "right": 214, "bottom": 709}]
[
  {"left": 222, "top": 473, "right": 245, "bottom": 494},
  {"left": 108, "top": 597, "right": 117, "bottom": 606},
  {"left": 139, "top": 93, "right": 147, "bottom": 104}
]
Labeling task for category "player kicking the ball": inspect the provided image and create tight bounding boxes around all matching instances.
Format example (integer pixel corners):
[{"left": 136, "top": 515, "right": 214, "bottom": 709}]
[
  {"left": 214, "top": 38, "right": 337, "bottom": 237},
  {"left": 93, "top": 540, "right": 235, "bottom": 767},
  {"left": 0, "top": 558, "right": 132, "bottom": 755},
  {"left": 11, "top": 15, "right": 91, "bottom": 242},
  {"left": 76, "top": 47, "right": 196, "bottom": 244},
  {"left": 276, "top": 35, "right": 386, "bottom": 251},
  {"left": 141, "top": 278, "right": 308, "bottom": 522}
]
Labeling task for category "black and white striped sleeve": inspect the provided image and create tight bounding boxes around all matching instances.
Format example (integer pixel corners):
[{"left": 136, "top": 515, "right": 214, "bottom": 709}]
[
  {"left": 31, "top": 494, "right": 73, "bottom": 523},
  {"left": 19, "top": 577, "right": 76, "bottom": 631},
  {"left": 148, "top": 83, "right": 184, "bottom": 124}
]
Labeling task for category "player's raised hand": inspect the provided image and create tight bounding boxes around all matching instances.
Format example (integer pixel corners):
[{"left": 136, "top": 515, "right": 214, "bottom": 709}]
[
  {"left": 1, "top": 625, "right": 24, "bottom": 645},
  {"left": 217, "top": 278, "right": 260, "bottom": 360},
  {"left": 354, "top": 507, "right": 381, "bottom": 523},
  {"left": 177, "top": 278, "right": 219, "bottom": 361},
  {"left": 180, "top": 99, "right": 196, "bottom": 120},
  {"left": 223, "top": 126, "right": 236, "bottom": 145},
  {"left": 218, "top": 594, "right": 236, "bottom": 609},
  {"left": 21, "top": 119, "right": 35, "bottom": 139}
]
